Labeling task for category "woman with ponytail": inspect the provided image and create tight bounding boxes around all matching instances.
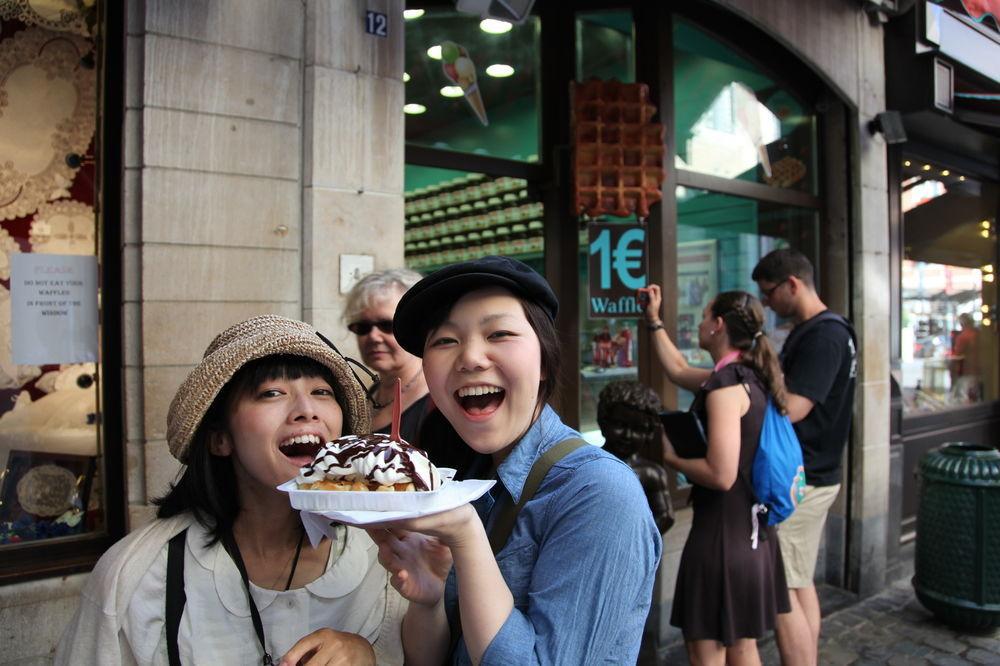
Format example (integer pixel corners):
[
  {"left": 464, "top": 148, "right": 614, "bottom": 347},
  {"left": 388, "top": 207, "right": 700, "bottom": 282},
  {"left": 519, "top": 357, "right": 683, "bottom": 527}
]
[{"left": 642, "top": 285, "right": 790, "bottom": 666}]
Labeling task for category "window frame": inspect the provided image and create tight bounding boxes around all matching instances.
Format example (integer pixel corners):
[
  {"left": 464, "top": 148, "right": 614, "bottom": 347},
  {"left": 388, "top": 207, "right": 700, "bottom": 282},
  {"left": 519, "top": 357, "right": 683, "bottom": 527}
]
[{"left": 0, "top": 1, "right": 127, "bottom": 585}]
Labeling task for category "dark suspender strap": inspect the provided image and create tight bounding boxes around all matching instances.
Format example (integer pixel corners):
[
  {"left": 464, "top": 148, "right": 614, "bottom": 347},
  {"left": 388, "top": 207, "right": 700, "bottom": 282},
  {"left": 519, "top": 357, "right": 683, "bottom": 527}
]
[
  {"left": 221, "top": 531, "right": 275, "bottom": 665},
  {"left": 165, "top": 528, "right": 188, "bottom": 666},
  {"left": 487, "top": 438, "right": 588, "bottom": 555}
]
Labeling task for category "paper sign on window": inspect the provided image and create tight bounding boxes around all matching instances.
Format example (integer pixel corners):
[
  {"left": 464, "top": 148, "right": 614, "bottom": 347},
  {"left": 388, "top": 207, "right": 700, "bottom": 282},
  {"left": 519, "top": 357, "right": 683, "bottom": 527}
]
[{"left": 9, "top": 254, "right": 98, "bottom": 365}]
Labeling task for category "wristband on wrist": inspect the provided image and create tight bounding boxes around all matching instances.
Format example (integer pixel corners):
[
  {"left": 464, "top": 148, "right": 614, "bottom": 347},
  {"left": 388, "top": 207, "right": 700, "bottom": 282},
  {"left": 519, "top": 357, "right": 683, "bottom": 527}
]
[{"left": 646, "top": 320, "right": 664, "bottom": 332}]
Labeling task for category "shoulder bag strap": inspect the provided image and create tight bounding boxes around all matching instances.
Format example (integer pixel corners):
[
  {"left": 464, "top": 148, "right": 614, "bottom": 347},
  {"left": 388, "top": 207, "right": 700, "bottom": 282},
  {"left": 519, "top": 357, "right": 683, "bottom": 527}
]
[
  {"left": 781, "top": 310, "right": 854, "bottom": 362},
  {"left": 448, "top": 438, "right": 588, "bottom": 660},
  {"left": 165, "top": 528, "right": 188, "bottom": 666},
  {"left": 487, "top": 438, "right": 588, "bottom": 555}
]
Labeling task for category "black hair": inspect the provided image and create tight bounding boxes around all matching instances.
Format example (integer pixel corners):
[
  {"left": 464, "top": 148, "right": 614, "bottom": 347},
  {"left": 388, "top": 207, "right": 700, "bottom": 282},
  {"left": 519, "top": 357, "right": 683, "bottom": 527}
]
[
  {"left": 751, "top": 248, "right": 815, "bottom": 288},
  {"left": 597, "top": 381, "right": 662, "bottom": 461},
  {"left": 153, "top": 354, "right": 337, "bottom": 543},
  {"left": 521, "top": 298, "right": 562, "bottom": 406},
  {"left": 423, "top": 289, "right": 562, "bottom": 407}
]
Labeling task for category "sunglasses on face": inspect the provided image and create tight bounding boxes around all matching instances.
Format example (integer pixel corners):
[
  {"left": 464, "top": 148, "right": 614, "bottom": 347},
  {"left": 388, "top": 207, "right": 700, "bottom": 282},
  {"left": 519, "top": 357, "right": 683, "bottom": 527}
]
[{"left": 347, "top": 320, "right": 393, "bottom": 336}]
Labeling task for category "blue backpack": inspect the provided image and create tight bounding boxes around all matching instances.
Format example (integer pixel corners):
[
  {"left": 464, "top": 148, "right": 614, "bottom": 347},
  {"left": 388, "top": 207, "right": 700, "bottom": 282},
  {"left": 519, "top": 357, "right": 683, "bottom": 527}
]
[{"left": 749, "top": 400, "right": 807, "bottom": 544}]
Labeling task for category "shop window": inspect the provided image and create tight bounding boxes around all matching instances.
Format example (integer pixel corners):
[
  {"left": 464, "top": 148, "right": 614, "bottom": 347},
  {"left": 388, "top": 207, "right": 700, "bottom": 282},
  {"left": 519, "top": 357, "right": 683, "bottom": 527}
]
[
  {"left": 675, "top": 187, "right": 820, "bottom": 410},
  {"left": 673, "top": 18, "right": 818, "bottom": 195},
  {"left": 404, "top": 9, "right": 540, "bottom": 163},
  {"left": 575, "top": 11, "right": 634, "bottom": 83},
  {"left": 898, "top": 157, "right": 999, "bottom": 415},
  {"left": 404, "top": 165, "right": 544, "bottom": 274},
  {"left": 0, "top": 13, "right": 111, "bottom": 559},
  {"left": 574, "top": 11, "right": 637, "bottom": 443}
]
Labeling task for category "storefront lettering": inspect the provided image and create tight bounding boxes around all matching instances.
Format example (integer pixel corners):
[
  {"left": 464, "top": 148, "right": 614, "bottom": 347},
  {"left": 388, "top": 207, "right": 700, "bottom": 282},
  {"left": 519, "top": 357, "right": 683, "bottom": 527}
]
[
  {"left": 590, "top": 294, "right": 642, "bottom": 315},
  {"left": 588, "top": 223, "right": 648, "bottom": 319}
]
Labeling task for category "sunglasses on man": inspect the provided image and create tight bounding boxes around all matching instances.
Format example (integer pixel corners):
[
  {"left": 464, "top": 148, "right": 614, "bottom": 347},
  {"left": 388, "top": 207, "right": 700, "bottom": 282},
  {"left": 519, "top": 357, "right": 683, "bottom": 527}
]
[{"left": 347, "top": 320, "right": 393, "bottom": 336}]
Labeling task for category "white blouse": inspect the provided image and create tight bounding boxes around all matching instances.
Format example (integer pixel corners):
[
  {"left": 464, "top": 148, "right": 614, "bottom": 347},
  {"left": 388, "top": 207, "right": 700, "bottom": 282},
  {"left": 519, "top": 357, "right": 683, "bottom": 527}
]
[{"left": 59, "top": 518, "right": 405, "bottom": 665}]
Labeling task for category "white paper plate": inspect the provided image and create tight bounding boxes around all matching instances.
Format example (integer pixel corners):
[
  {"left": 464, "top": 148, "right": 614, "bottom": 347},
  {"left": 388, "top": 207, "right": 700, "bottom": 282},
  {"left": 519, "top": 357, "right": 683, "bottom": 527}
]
[
  {"left": 278, "top": 468, "right": 458, "bottom": 512},
  {"left": 299, "top": 478, "right": 496, "bottom": 533}
]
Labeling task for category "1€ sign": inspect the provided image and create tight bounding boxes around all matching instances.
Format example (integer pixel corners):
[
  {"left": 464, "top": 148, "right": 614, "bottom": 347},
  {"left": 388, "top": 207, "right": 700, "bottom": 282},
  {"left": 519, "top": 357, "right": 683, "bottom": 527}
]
[{"left": 588, "top": 223, "right": 647, "bottom": 318}]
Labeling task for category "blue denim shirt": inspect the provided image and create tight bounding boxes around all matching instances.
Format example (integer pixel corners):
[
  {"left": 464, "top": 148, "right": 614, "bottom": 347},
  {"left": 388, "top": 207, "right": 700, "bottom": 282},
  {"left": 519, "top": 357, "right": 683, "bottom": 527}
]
[{"left": 445, "top": 405, "right": 662, "bottom": 665}]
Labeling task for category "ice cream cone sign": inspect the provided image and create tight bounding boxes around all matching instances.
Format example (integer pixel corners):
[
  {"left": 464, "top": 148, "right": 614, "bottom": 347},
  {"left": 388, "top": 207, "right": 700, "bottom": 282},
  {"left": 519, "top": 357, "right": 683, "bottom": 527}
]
[
  {"left": 441, "top": 41, "right": 489, "bottom": 126},
  {"left": 733, "top": 82, "right": 772, "bottom": 179}
]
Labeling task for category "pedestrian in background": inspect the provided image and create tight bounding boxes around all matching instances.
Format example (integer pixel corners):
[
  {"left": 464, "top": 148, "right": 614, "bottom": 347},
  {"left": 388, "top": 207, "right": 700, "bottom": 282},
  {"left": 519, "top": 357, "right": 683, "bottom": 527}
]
[
  {"left": 643, "top": 284, "right": 790, "bottom": 666},
  {"left": 344, "top": 268, "right": 428, "bottom": 441},
  {"left": 752, "top": 248, "right": 857, "bottom": 666}
]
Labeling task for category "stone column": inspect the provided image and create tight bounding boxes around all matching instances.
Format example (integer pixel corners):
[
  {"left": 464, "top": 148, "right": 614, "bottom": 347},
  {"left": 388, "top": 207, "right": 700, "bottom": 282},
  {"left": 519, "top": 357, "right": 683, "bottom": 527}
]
[
  {"left": 125, "top": 0, "right": 306, "bottom": 523},
  {"left": 847, "top": 10, "right": 892, "bottom": 597},
  {"left": 302, "top": 0, "right": 405, "bottom": 358}
]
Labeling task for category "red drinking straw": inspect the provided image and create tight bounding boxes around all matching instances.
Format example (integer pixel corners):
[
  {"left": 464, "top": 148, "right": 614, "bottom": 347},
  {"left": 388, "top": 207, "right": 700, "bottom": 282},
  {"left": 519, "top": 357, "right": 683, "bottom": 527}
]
[{"left": 390, "top": 377, "right": 402, "bottom": 442}]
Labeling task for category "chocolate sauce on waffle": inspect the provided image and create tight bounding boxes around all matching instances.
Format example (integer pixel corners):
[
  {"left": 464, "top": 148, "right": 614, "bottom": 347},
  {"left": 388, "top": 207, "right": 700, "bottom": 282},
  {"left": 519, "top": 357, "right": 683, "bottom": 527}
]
[{"left": 297, "top": 433, "right": 440, "bottom": 491}]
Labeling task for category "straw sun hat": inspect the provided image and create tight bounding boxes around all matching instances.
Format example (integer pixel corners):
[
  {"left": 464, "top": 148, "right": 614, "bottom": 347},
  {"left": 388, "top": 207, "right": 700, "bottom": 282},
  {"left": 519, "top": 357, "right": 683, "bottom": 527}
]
[{"left": 166, "top": 315, "right": 372, "bottom": 463}]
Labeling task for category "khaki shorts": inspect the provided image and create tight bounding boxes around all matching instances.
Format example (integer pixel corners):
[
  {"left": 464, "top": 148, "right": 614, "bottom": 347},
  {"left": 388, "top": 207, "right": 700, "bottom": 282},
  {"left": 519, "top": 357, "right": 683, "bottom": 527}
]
[{"left": 776, "top": 484, "right": 841, "bottom": 588}]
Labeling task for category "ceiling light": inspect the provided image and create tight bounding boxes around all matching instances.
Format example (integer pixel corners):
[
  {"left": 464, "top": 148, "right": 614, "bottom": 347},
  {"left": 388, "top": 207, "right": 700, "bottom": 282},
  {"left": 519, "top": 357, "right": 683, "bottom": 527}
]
[
  {"left": 941, "top": 169, "right": 950, "bottom": 176},
  {"left": 984, "top": 276, "right": 995, "bottom": 285},
  {"left": 983, "top": 305, "right": 991, "bottom": 313},
  {"left": 427, "top": 44, "right": 442, "bottom": 60},
  {"left": 403, "top": 72, "right": 411, "bottom": 82},
  {"left": 904, "top": 160, "right": 911, "bottom": 167},
  {"left": 983, "top": 317, "right": 992, "bottom": 326},
  {"left": 404, "top": 103, "right": 427, "bottom": 114},
  {"left": 983, "top": 264, "right": 995, "bottom": 273},
  {"left": 983, "top": 220, "right": 992, "bottom": 229},
  {"left": 403, "top": 9, "right": 425, "bottom": 20},
  {"left": 982, "top": 229, "right": 992, "bottom": 238},
  {"left": 480, "top": 18, "right": 512, "bottom": 33},
  {"left": 959, "top": 176, "right": 966, "bottom": 181},
  {"left": 486, "top": 63, "right": 515, "bottom": 77},
  {"left": 440, "top": 85, "right": 464, "bottom": 97},
  {"left": 922, "top": 164, "right": 931, "bottom": 171}
]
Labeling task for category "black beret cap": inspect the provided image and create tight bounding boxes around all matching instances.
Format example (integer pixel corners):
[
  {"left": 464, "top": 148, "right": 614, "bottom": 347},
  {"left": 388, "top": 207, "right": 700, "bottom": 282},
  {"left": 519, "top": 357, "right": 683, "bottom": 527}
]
[{"left": 393, "top": 256, "right": 559, "bottom": 357}]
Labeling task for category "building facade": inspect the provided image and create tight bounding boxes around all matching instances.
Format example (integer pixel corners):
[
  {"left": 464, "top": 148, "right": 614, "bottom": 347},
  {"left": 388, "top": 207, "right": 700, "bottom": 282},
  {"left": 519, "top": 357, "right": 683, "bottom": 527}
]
[{"left": 0, "top": 1, "right": 996, "bottom": 662}]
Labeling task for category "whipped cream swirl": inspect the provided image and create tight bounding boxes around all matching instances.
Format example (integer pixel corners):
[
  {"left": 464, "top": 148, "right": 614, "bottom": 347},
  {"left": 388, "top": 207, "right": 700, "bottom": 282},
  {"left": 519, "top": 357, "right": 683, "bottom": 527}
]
[{"left": 296, "top": 433, "right": 441, "bottom": 490}]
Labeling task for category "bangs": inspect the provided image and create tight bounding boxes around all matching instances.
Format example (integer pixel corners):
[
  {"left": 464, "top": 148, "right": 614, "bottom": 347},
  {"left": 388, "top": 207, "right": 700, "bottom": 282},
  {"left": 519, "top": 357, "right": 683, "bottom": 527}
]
[{"left": 226, "top": 354, "right": 337, "bottom": 401}]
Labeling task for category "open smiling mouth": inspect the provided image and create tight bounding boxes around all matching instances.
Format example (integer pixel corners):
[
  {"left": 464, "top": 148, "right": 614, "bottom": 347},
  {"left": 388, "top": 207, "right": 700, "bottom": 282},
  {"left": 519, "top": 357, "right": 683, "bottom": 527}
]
[
  {"left": 279, "top": 434, "right": 323, "bottom": 464},
  {"left": 455, "top": 385, "right": 506, "bottom": 417}
]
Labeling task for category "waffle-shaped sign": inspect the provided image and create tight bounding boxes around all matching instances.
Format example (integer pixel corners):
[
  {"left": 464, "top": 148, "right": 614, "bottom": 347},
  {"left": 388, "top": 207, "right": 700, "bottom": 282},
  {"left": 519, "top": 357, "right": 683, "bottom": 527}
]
[{"left": 572, "top": 80, "right": 666, "bottom": 219}]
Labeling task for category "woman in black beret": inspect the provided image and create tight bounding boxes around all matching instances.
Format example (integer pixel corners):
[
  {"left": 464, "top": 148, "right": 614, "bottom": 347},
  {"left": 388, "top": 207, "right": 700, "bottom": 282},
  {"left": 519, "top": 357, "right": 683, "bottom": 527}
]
[{"left": 369, "top": 256, "right": 662, "bottom": 666}]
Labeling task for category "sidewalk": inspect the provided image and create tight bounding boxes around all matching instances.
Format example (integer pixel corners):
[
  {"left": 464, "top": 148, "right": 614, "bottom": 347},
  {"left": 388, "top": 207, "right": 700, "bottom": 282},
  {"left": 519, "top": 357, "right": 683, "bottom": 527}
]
[{"left": 662, "top": 578, "right": 1000, "bottom": 664}]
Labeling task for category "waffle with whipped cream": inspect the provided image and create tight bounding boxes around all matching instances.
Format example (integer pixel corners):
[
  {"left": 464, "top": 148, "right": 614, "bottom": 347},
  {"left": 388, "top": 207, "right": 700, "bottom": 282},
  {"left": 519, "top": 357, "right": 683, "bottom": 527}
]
[{"left": 296, "top": 433, "right": 441, "bottom": 492}]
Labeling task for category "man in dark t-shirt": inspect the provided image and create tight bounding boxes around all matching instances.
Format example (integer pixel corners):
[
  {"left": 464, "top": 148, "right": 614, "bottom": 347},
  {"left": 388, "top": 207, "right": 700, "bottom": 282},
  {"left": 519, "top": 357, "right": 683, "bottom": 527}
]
[
  {"left": 779, "top": 313, "right": 857, "bottom": 486},
  {"left": 753, "top": 249, "right": 857, "bottom": 666}
]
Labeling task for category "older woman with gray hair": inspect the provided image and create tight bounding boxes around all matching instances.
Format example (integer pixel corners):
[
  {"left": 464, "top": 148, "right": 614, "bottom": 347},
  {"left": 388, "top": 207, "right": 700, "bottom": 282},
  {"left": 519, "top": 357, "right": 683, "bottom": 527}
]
[{"left": 344, "top": 268, "right": 429, "bottom": 441}]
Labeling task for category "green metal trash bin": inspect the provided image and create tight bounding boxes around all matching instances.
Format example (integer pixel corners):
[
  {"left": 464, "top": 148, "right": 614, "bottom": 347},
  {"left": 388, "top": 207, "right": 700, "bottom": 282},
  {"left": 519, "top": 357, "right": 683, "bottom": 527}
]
[{"left": 913, "top": 443, "right": 1000, "bottom": 630}]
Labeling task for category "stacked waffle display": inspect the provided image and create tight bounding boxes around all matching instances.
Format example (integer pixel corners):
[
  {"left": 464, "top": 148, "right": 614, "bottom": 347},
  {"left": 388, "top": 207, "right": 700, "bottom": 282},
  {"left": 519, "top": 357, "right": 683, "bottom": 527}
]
[{"left": 572, "top": 80, "right": 666, "bottom": 219}]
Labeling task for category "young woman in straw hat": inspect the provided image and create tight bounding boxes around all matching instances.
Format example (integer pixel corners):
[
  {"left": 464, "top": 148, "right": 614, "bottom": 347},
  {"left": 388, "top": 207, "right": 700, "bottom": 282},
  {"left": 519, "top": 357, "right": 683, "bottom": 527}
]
[
  {"left": 56, "top": 316, "right": 405, "bottom": 665},
  {"left": 369, "top": 257, "right": 662, "bottom": 665}
]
